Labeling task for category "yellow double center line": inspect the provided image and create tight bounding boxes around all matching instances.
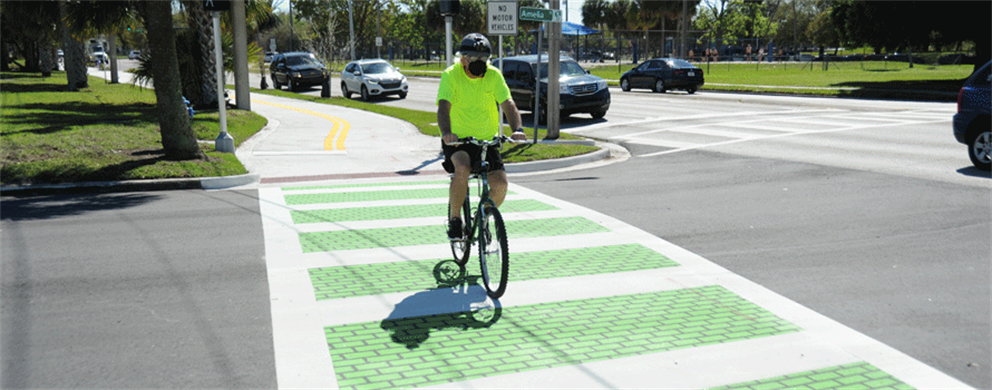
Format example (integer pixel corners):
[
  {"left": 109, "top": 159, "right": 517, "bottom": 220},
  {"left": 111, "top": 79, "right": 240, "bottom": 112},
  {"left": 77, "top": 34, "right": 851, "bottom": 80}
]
[{"left": 251, "top": 99, "right": 350, "bottom": 151}]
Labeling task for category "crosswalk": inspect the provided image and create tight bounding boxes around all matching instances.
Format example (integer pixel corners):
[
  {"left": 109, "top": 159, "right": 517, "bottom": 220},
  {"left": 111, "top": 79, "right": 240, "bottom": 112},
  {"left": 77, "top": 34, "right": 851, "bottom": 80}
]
[{"left": 258, "top": 177, "right": 970, "bottom": 389}]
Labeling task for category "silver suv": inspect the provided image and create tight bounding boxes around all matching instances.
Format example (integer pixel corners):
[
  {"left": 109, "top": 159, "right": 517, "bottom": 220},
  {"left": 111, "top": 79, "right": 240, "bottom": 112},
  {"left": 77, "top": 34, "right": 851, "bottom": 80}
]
[{"left": 340, "top": 59, "right": 409, "bottom": 101}]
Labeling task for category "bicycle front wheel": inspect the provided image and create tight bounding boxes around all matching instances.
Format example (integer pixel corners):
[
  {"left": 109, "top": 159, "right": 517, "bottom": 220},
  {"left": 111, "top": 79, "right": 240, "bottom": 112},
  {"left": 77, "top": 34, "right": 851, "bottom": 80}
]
[
  {"left": 478, "top": 205, "right": 509, "bottom": 299},
  {"left": 449, "top": 196, "right": 472, "bottom": 266}
]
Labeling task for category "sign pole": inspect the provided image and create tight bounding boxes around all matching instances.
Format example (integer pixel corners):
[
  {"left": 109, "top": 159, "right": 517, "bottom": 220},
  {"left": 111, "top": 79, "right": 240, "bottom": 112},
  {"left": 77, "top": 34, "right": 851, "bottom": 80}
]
[{"left": 213, "top": 11, "right": 234, "bottom": 153}]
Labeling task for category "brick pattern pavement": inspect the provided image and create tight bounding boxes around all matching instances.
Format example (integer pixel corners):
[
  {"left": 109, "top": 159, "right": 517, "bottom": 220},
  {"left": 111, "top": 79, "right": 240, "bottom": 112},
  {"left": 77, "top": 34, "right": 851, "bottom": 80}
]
[
  {"left": 709, "top": 361, "right": 913, "bottom": 390},
  {"left": 291, "top": 199, "right": 557, "bottom": 224},
  {"left": 298, "top": 216, "right": 610, "bottom": 252},
  {"left": 309, "top": 243, "right": 680, "bottom": 300},
  {"left": 326, "top": 286, "right": 803, "bottom": 390}
]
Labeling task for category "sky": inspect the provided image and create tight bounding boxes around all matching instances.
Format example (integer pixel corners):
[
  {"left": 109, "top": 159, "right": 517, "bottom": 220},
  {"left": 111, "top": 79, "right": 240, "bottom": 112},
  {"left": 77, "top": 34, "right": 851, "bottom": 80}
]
[{"left": 274, "top": 0, "right": 587, "bottom": 27}]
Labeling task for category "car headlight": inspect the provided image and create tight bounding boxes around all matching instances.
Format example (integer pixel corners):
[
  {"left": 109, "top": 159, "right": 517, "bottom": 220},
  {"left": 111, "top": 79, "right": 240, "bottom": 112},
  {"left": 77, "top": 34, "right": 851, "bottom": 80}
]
[
  {"left": 291, "top": 71, "right": 300, "bottom": 78},
  {"left": 597, "top": 80, "right": 607, "bottom": 91},
  {"left": 367, "top": 78, "right": 379, "bottom": 85},
  {"left": 560, "top": 84, "right": 570, "bottom": 95}
]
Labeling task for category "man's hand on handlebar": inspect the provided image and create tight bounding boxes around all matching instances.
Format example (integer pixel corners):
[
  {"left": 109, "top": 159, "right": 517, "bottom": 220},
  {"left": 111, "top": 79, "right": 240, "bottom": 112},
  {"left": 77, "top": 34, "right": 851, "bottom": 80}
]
[{"left": 442, "top": 133, "right": 460, "bottom": 145}]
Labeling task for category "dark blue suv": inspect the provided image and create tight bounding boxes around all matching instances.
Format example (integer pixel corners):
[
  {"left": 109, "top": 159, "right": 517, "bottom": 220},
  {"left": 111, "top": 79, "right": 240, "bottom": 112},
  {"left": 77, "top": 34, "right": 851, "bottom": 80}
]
[{"left": 953, "top": 61, "right": 991, "bottom": 170}]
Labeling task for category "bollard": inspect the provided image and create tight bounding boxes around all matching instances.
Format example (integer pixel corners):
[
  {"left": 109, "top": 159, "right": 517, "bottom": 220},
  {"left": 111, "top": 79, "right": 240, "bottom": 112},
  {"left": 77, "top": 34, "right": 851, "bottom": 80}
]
[{"left": 321, "top": 77, "right": 331, "bottom": 98}]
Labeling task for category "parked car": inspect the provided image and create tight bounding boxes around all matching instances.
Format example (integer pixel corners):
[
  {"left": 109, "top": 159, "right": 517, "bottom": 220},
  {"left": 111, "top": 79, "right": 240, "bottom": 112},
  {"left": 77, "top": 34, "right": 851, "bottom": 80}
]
[
  {"left": 620, "top": 58, "right": 704, "bottom": 94},
  {"left": 269, "top": 52, "right": 329, "bottom": 91},
  {"left": 88, "top": 51, "right": 107, "bottom": 66},
  {"left": 493, "top": 55, "right": 610, "bottom": 123},
  {"left": 263, "top": 51, "right": 277, "bottom": 63},
  {"left": 340, "top": 59, "right": 409, "bottom": 101},
  {"left": 952, "top": 61, "right": 991, "bottom": 170},
  {"left": 128, "top": 50, "right": 141, "bottom": 60}
]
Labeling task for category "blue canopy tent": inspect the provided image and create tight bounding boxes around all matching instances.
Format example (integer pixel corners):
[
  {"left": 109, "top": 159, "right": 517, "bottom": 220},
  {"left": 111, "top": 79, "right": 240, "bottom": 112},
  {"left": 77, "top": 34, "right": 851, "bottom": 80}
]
[
  {"left": 561, "top": 21, "right": 600, "bottom": 36},
  {"left": 531, "top": 22, "right": 603, "bottom": 60}
]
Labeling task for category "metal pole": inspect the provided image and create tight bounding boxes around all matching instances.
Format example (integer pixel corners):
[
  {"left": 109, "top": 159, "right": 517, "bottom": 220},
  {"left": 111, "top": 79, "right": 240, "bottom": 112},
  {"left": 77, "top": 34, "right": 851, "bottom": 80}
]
[
  {"left": 233, "top": 0, "right": 250, "bottom": 110},
  {"left": 534, "top": 25, "right": 542, "bottom": 143},
  {"left": 445, "top": 16, "right": 453, "bottom": 68},
  {"left": 498, "top": 35, "right": 504, "bottom": 137},
  {"left": 213, "top": 12, "right": 234, "bottom": 153},
  {"left": 348, "top": 0, "right": 356, "bottom": 60}
]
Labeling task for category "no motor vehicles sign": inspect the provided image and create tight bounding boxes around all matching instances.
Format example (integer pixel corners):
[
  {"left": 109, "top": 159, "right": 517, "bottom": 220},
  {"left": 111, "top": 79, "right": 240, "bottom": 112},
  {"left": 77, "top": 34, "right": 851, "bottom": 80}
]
[{"left": 487, "top": 1, "right": 518, "bottom": 36}]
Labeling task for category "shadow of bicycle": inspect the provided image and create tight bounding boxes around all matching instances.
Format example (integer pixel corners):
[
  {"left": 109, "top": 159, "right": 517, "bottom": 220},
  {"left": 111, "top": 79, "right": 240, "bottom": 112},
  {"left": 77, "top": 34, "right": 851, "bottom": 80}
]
[{"left": 379, "top": 260, "right": 502, "bottom": 349}]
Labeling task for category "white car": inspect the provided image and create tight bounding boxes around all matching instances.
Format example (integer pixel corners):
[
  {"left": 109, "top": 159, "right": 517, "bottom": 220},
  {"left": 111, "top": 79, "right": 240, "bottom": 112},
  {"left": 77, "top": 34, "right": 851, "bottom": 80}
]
[
  {"left": 128, "top": 50, "right": 141, "bottom": 60},
  {"left": 340, "top": 59, "right": 408, "bottom": 101}
]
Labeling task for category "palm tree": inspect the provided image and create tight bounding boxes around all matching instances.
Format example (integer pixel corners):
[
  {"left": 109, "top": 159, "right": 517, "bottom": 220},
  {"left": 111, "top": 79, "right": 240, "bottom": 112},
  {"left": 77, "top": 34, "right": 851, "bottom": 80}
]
[{"left": 181, "top": 0, "right": 219, "bottom": 107}]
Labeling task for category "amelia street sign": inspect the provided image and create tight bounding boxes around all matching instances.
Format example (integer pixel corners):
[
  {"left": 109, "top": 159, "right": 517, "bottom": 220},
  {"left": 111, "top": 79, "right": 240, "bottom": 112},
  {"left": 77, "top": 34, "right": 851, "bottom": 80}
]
[
  {"left": 487, "top": 1, "right": 518, "bottom": 36},
  {"left": 519, "top": 6, "right": 561, "bottom": 22}
]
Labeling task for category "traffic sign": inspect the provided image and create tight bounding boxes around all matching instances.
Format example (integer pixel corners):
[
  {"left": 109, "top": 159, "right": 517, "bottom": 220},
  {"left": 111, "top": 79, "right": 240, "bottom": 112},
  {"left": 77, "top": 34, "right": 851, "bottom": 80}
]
[
  {"left": 519, "top": 6, "right": 561, "bottom": 22},
  {"left": 202, "top": 0, "right": 231, "bottom": 11},
  {"left": 488, "top": 1, "right": 518, "bottom": 36}
]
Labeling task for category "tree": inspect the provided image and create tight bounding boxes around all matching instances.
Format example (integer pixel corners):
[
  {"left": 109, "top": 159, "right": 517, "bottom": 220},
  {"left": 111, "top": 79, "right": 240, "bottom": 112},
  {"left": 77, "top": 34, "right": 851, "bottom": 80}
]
[
  {"left": 0, "top": 0, "right": 60, "bottom": 74},
  {"left": 181, "top": 0, "right": 220, "bottom": 108},
  {"left": 139, "top": 1, "right": 204, "bottom": 160}
]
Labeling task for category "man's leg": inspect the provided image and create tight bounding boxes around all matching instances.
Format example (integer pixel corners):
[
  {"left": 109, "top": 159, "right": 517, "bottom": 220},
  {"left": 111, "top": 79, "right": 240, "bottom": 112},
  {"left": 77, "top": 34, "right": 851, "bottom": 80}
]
[
  {"left": 488, "top": 169, "right": 509, "bottom": 207},
  {"left": 448, "top": 150, "right": 472, "bottom": 219}
]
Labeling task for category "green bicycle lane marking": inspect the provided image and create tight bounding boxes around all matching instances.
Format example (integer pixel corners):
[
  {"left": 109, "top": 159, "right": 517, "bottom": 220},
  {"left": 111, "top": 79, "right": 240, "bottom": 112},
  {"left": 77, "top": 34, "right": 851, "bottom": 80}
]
[
  {"left": 326, "top": 285, "right": 803, "bottom": 389},
  {"left": 299, "top": 216, "right": 609, "bottom": 252},
  {"left": 285, "top": 186, "right": 509, "bottom": 205},
  {"left": 309, "top": 243, "right": 679, "bottom": 300},
  {"left": 291, "top": 199, "right": 556, "bottom": 224},
  {"left": 709, "top": 361, "right": 914, "bottom": 390}
]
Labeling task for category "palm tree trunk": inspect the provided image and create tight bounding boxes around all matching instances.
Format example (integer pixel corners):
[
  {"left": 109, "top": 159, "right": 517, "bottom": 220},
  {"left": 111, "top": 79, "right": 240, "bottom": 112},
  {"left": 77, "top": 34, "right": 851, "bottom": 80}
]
[
  {"left": 58, "top": 0, "right": 88, "bottom": 90},
  {"left": 184, "top": 0, "right": 218, "bottom": 107},
  {"left": 141, "top": 1, "right": 205, "bottom": 160}
]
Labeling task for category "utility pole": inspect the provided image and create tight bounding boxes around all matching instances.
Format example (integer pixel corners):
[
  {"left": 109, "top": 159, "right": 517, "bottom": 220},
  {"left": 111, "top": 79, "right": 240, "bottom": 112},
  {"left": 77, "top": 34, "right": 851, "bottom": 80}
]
[
  {"left": 547, "top": 0, "right": 561, "bottom": 140},
  {"left": 348, "top": 0, "right": 356, "bottom": 60}
]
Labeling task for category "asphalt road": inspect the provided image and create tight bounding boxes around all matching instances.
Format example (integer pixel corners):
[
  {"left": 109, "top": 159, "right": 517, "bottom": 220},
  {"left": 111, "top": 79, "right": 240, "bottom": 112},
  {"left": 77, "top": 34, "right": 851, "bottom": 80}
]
[{"left": 1, "top": 190, "right": 275, "bottom": 388}]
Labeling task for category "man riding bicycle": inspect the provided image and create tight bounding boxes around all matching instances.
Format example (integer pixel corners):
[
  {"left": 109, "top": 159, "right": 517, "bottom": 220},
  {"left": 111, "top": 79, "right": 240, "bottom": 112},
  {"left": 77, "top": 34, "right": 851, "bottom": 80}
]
[{"left": 438, "top": 33, "right": 527, "bottom": 241}]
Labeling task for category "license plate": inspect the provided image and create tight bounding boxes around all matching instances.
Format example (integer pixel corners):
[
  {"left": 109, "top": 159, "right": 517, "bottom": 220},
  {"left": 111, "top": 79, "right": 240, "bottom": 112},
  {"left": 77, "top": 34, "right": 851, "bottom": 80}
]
[{"left": 688, "top": 71, "right": 695, "bottom": 77}]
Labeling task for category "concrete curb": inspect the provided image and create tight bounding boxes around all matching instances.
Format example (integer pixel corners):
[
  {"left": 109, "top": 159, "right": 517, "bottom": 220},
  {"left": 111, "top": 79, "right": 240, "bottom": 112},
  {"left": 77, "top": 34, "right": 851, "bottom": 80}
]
[{"left": 1, "top": 173, "right": 260, "bottom": 196}]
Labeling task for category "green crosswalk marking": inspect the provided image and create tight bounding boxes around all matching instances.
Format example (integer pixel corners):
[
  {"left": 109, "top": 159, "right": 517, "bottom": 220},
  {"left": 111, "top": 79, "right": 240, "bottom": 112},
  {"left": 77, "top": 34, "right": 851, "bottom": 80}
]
[
  {"left": 709, "top": 361, "right": 913, "bottom": 390},
  {"left": 309, "top": 244, "right": 679, "bottom": 300},
  {"left": 284, "top": 186, "right": 507, "bottom": 205},
  {"left": 283, "top": 180, "right": 448, "bottom": 191},
  {"left": 325, "top": 286, "right": 802, "bottom": 389},
  {"left": 299, "top": 216, "right": 609, "bottom": 252},
  {"left": 291, "top": 199, "right": 556, "bottom": 224}
]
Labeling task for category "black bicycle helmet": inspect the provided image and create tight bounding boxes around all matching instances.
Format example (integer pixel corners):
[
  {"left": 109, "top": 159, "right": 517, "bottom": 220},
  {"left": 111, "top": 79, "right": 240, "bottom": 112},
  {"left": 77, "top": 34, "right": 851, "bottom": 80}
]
[{"left": 458, "top": 33, "right": 492, "bottom": 57}]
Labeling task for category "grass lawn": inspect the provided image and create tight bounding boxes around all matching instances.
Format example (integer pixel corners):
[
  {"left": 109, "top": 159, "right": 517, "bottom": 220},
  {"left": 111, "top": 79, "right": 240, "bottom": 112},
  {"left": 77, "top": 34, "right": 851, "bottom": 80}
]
[{"left": 1, "top": 72, "right": 266, "bottom": 185}]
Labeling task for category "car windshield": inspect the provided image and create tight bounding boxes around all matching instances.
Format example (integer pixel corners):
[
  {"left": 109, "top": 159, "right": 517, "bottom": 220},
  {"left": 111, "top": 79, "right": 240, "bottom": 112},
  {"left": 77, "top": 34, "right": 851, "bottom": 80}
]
[
  {"left": 361, "top": 62, "right": 395, "bottom": 74},
  {"left": 538, "top": 61, "right": 586, "bottom": 78},
  {"left": 664, "top": 59, "right": 695, "bottom": 68},
  {"left": 285, "top": 55, "right": 321, "bottom": 67}
]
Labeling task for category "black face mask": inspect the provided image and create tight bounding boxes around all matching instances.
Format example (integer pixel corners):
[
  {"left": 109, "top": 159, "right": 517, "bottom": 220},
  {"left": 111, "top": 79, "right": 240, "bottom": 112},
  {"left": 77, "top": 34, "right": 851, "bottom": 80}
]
[{"left": 468, "top": 60, "right": 487, "bottom": 77}]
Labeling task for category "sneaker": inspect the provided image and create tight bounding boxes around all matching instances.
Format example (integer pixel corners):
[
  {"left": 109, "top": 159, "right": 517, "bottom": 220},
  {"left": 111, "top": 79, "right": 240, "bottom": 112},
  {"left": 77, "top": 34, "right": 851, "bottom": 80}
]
[{"left": 447, "top": 217, "right": 464, "bottom": 241}]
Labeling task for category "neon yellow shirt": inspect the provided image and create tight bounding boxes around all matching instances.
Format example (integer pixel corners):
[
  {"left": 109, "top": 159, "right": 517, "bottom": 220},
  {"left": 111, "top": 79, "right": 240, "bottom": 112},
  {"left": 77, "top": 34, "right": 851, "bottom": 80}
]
[{"left": 436, "top": 62, "right": 511, "bottom": 140}]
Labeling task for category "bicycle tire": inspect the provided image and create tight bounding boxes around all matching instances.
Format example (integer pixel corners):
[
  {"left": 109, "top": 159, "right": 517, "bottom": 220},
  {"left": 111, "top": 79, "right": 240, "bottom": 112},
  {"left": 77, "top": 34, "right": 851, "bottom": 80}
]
[
  {"left": 478, "top": 205, "right": 509, "bottom": 299},
  {"left": 449, "top": 196, "right": 472, "bottom": 266}
]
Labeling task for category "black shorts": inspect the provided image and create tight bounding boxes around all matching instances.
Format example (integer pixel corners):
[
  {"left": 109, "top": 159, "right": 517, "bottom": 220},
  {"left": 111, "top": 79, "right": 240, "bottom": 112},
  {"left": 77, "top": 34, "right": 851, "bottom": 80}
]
[{"left": 441, "top": 141, "right": 504, "bottom": 174}]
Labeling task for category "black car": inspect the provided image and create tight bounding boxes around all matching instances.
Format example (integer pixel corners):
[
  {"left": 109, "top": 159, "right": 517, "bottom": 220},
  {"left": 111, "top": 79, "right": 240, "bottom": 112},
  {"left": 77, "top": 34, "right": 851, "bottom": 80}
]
[
  {"left": 493, "top": 55, "right": 610, "bottom": 123},
  {"left": 952, "top": 61, "right": 991, "bottom": 170},
  {"left": 269, "top": 52, "right": 329, "bottom": 91},
  {"left": 620, "top": 58, "right": 704, "bottom": 94}
]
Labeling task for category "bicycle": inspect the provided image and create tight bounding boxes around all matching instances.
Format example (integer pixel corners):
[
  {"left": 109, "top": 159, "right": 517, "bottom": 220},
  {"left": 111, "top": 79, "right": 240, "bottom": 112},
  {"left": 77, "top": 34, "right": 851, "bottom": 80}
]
[{"left": 447, "top": 135, "right": 514, "bottom": 299}]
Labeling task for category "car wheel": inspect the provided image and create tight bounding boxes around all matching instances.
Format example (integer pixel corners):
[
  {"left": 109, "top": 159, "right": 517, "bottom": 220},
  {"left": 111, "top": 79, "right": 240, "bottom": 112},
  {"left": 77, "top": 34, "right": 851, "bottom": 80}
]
[
  {"left": 620, "top": 78, "right": 630, "bottom": 92},
  {"left": 289, "top": 80, "right": 298, "bottom": 92},
  {"left": 361, "top": 85, "right": 371, "bottom": 101},
  {"left": 272, "top": 76, "right": 281, "bottom": 90},
  {"left": 653, "top": 79, "right": 666, "bottom": 93},
  {"left": 399, "top": 91, "right": 407, "bottom": 99},
  {"left": 341, "top": 82, "right": 351, "bottom": 99},
  {"left": 687, "top": 86, "right": 697, "bottom": 94},
  {"left": 591, "top": 110, "right": 606, "bottom": 119},
  {"left": 968, "top": 126, "right": 992, "bottom": 171}
]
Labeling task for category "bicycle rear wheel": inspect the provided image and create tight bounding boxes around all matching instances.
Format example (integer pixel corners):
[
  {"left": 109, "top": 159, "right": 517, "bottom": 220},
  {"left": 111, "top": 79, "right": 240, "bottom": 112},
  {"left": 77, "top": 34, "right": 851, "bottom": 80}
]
[
  {"left": 478, "top": 205, "right": 509, "bottom": 299},
  {"left": 449, "top": 196, "right": 472, "bottom": 266}
]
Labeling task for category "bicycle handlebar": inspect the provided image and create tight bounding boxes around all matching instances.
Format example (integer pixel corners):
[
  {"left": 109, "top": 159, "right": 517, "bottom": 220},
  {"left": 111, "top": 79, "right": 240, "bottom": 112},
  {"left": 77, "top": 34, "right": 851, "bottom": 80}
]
[{"left": 446, "top": 135, "right": 524, "bottom": 147}]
